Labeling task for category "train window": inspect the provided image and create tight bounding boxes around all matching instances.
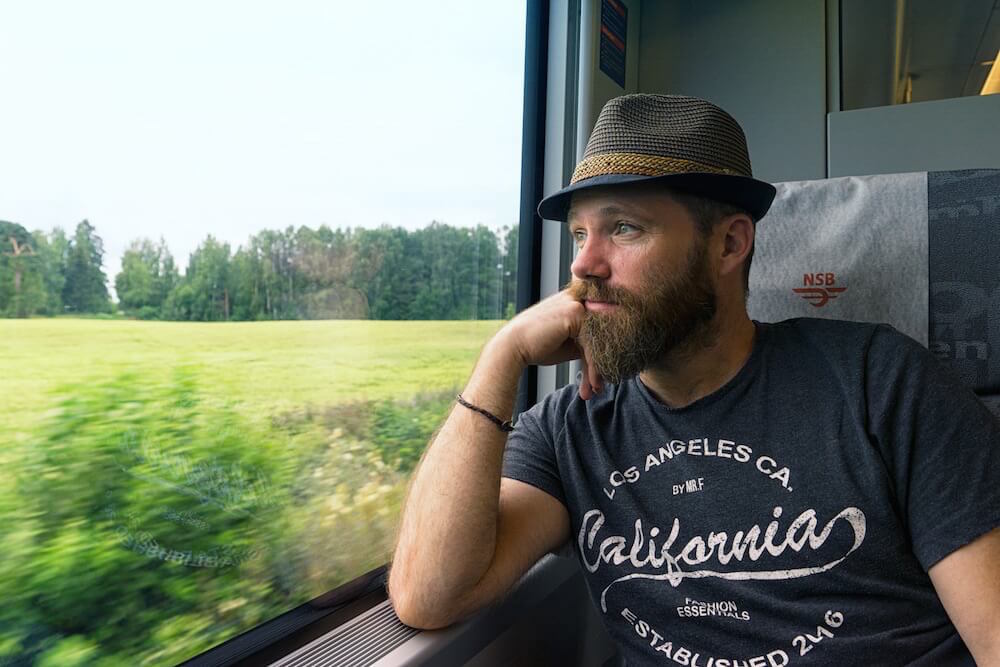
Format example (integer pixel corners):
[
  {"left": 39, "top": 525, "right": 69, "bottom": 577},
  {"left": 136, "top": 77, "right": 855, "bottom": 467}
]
[
  {"left": 0, "top": 2, "right": 525, "bottom": 664},
  {"left": 840, "top": 0, "right": 1000, "bottom": 110}
]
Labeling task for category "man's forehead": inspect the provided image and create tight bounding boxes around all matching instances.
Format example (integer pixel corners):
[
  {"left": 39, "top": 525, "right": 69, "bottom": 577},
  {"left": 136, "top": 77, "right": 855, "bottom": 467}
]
[{"left": 566, "top": 187, "right": 671, "bottom": 224}]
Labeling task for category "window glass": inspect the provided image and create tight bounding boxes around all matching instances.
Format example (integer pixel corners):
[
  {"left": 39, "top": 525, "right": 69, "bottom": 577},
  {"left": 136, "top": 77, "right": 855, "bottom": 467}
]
[
  {"left": 840, "top": 0, "right": 1000, "bottom": 110},
  {"left": 0, "top": 2, "right": 525, "bottom": 664}
]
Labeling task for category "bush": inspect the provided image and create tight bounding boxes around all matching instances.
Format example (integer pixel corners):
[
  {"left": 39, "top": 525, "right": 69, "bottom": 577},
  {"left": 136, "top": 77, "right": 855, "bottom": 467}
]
[
  {"left": 1, "top": 368, "right": 294, "bottom": 664},
  {"left": 264, "top": 390, "right": 454, "bottom": 595},
  {"left": 370, "top": 393, "right": 454, "bottom": 472},
  {"left": 274, "top": 388, "right": 455, "bottom": 474}
]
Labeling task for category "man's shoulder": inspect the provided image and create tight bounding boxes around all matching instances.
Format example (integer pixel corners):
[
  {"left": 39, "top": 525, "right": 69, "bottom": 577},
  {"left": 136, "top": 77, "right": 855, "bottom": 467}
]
[
  {"left": 762, "top": 317, "right": 947, "bottom": 383},
  {"left": 764, "top": 316, "right": 881, "bottom": 338}
]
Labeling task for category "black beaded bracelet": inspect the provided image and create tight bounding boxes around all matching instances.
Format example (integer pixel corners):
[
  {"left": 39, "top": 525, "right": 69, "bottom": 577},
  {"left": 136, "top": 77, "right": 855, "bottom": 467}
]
[{"left": 456, "top": 394, "right": 514, "bottom": 432}]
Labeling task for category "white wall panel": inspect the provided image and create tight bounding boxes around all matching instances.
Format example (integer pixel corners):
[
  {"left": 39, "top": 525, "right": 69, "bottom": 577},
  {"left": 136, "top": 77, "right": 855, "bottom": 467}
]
[
  {"left": 637, "top": 0, "right": 828, "bottom": 183},
  {"left": 828, "top": 94, "right": 1000, "bottom": 177}
]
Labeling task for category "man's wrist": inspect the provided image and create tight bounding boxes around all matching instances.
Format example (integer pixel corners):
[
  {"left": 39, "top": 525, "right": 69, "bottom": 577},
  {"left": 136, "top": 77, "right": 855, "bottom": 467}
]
[
  {"left": 482, "top": 328, "right": 528, "bottom": 372},
  {"left": 459, "top": 332, "right": 526, "bottom": 421}
]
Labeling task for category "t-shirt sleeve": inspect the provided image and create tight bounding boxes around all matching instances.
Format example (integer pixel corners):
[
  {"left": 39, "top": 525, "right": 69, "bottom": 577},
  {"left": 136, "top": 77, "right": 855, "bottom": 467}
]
[
  {"left": 501, "top": 400, "right": 567, "bottom": 508},
  {"left": 865, "top": 324, "right": 1000, "bottom": 571}
]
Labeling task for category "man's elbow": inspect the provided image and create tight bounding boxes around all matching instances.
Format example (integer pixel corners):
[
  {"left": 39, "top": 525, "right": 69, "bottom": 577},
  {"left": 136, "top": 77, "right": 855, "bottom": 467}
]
[
  {"left": 968, "top": 639, "right": 1000, "bottom": 667},
  {"left": 388, "top": 570, "right": 463, "bottom": 630},
  {"left": 390, "top": 592, "right": 455, "bottom": 630}
]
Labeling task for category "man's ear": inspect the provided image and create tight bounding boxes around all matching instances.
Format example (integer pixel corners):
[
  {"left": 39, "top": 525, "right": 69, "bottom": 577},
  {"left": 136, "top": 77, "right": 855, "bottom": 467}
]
[{"left": 718, "top": 213, "right": 754, "bottom": 279}]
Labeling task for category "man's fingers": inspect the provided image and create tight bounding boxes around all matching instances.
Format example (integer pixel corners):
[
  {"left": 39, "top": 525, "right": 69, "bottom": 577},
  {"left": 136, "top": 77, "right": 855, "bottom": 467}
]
[
  {"left": 546, "top": 339, "right": 583, "bottom": 366},
  {"left": 577, "top": 346, "right": 603, "bottom": 400},
  {"left": 578, "top": 362, "right": 594, "bottom": 400},
  {"left": 582, "top": 344, "right": 603, "bottom": 396}
]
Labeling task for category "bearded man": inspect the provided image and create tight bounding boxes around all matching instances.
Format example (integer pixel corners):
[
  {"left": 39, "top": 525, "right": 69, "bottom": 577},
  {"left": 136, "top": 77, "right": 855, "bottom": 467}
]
[{"left": 389, "top": 95, "right": 1000, "bottom": 666}]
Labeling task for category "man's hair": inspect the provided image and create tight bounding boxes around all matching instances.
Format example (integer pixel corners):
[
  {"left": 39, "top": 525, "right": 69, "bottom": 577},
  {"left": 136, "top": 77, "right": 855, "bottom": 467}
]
[{"left": 666, "top": 188, "right": 754, "bottom": 297}]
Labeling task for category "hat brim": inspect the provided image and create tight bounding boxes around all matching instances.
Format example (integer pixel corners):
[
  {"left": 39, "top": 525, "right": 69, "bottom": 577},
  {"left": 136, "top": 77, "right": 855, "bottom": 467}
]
[{"left": 537, "top": 172, "right": 777, "bottom": 223}]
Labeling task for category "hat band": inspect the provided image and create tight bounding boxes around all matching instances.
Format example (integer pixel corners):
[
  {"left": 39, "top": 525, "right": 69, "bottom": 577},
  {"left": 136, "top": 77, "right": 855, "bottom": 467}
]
[{"left": 570, "top": 152, "right": 741, "bottom": 185}]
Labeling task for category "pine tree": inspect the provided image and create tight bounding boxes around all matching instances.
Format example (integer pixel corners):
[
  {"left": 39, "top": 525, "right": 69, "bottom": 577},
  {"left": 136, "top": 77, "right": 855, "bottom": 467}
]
[
  {"left": 62, "top": 220, "right": 111, "bottom": 313},
  {"left": 0, "top": 221, "right": 39, "bottom": 317}
]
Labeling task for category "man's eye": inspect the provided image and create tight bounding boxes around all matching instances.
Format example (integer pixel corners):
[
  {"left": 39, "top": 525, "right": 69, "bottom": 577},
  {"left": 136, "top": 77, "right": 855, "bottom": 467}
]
[
  {"left": 615, "top": 222, "right": 637, "bottom": 234},
  {"left": 573, "top": 230, "right": 586, "bottom": 244}
]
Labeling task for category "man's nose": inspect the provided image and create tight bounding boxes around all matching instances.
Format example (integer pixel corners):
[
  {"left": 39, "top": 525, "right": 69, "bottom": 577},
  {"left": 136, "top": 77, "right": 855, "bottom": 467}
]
[{"left": 570, "top": 233, "right": 611, "bottom": 280}]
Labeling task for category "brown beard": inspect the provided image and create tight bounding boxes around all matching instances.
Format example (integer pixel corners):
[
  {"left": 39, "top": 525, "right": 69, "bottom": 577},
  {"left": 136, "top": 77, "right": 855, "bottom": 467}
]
[{"left": 566, "top": 237, "right": 718, "bottom": 384}]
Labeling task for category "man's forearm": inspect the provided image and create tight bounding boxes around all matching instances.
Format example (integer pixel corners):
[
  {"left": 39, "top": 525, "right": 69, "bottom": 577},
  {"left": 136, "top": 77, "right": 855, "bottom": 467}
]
[{"left": 389, "top": 332, "right": 525, "bottom": 625}]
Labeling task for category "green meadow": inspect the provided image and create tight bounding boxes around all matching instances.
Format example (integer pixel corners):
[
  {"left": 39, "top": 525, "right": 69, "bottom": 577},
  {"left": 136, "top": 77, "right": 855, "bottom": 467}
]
[
  {"left": 2, "top": 318, "right": 505, "bottom": 438},
  {"left": 0, "top": 318, "right": 507, "bottom": 666}
]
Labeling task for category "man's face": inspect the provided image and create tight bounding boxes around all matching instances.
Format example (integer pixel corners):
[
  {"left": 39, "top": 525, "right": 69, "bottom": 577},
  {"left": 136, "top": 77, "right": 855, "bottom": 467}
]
[{"left": 565, "top": 186, "right": 718, "bottom": 384}]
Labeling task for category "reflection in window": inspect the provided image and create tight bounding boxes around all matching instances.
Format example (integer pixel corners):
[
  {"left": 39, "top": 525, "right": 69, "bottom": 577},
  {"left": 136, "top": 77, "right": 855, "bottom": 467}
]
[
  {"left": 841, "top": 0, "right": 1000, "bottom": 110},
  {"left": 0, "top": 2, "right": 525, "bottom": 664}
]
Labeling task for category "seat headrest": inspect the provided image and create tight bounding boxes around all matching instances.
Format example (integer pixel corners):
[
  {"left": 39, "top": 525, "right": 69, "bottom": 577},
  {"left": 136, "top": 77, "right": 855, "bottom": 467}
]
[{"left": 748, "top": 169, "right": 1000, "bottom": 406}]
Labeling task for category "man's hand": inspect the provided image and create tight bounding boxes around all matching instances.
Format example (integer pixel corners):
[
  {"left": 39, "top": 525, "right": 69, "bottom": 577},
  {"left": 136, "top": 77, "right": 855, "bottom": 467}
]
[{"left": 495, "top": 288, "right": 605, "bottom": 399}]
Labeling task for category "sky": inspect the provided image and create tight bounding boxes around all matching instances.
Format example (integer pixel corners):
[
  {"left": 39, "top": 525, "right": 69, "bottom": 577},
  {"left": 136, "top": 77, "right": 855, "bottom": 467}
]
[{"left": 0, "top": 1, "right": 526, "bottom": 292}]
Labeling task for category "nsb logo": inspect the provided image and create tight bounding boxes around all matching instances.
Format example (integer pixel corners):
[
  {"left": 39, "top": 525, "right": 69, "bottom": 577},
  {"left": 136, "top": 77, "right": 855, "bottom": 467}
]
[{"left": 793, "top": 272, "right": 847, "bottom": 307}]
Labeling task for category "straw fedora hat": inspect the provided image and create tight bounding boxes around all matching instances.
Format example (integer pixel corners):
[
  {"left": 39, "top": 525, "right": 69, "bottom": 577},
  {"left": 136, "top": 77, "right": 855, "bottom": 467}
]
[{"left": 537, "top": 94, "right": 777, "bottom": 222}]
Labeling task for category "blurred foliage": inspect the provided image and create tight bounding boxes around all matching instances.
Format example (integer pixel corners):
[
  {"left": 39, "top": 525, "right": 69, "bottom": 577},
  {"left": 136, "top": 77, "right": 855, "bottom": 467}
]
[
  {"left": 274, "top": 389, "right": 454, "bottom": 473},
  {"left": 371, "top": 393, "right": 455, "bottom": 472},
  {"left": 0, "top": 370, "right": 453, "bottom": 665}
]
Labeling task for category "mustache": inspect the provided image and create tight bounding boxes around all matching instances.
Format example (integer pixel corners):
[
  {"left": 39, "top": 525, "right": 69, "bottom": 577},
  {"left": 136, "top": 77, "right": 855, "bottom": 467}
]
[{"left": 565, "top": 278, "right": 636, "bottom": 306}]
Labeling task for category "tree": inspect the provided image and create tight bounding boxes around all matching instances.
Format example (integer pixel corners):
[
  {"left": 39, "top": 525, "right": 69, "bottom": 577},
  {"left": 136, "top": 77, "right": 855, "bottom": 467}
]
[
  {"left": 156, "top": 247, "right": 180, "bottom": 310},
  {"left": 500, "top": 224, "right": 518, "bottom": 319},
  {"left": 471, "top": 224, "right": 502, "bottom": 320},
  {"left": 243, "top": 228, "right": 294, "bottom": 320},
  {"left": 357, "top": 226, "right": 417, "bottom": 319},
  {"left": 0, "top": 221, "right": 39, "bottom": 317},
  {"left": 172, "top": 236, "right": 233, "bottom": 321},
  {"left": 0, "top": 224, "right": 76, "bottom": 318},
  {"left": 288, "top": 225, "right": 367, "bottom": 319},
  {"left": 33, "top": 227, "right": 70, "bottom": 315},
  {"left": 409, "top": 222, "right": 478, "bottom": 319},
  {"left": 62, "top": 220, "right": 111, "bottom": 314},
  {"left": 115, "top": 238, "right": 179, "bottom": 319}
]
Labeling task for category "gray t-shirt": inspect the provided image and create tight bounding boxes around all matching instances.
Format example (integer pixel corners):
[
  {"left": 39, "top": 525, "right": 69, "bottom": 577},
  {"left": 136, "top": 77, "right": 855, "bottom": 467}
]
[{"left": 502, "top": 318, "right": 1000, "bottom": 666}]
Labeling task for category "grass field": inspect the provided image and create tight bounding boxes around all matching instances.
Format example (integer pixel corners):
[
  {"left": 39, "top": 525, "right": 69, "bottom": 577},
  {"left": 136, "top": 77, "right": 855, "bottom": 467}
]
[{"left": 1, "top": 318, "right": 506, "bottom": 440}]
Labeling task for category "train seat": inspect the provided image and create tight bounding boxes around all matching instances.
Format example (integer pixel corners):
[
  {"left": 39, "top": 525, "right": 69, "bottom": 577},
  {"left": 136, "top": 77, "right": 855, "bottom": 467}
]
[{"left": 749, "top": 168, "right": 1000, "bottom": 419}]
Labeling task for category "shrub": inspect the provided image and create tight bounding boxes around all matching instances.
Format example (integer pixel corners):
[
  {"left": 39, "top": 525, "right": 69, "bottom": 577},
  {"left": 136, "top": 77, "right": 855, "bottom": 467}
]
[{"left": 2, "top": 368, "right": 293, "bottom": 664}]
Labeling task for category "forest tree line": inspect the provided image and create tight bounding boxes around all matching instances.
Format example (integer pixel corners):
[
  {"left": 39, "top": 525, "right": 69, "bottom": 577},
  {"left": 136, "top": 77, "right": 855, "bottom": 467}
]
[{"left": 0, "top": 219, "right": 518, "bottom": 321}]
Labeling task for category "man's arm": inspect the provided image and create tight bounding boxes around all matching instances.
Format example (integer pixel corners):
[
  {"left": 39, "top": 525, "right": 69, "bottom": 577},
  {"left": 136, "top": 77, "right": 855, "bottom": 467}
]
[
  {"left": 388, "top": 290, "right": 599, "bottom": 629},
  {"left": 928, "top": 525, "right": 1000, "bottom": 666},
  {"left": 863, "top": 327, "right": 1000, "bottom": 662}
]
